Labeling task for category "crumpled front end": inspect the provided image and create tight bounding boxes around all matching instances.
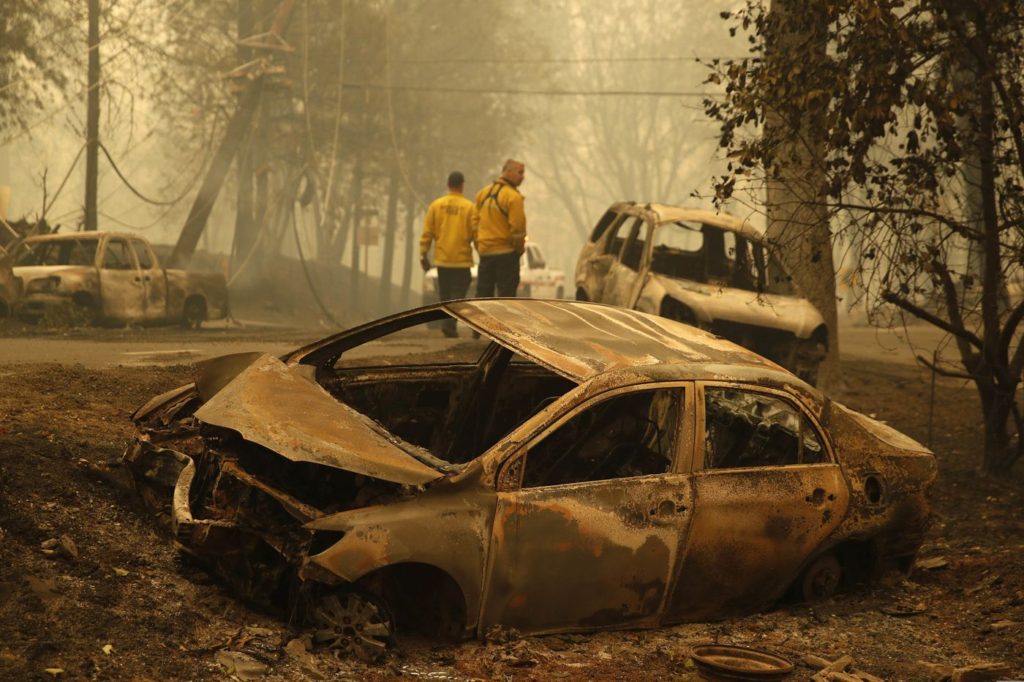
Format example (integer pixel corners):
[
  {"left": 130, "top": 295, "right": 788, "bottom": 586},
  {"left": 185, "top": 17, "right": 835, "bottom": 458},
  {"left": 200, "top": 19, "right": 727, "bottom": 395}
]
[{"left": 123, "top": 358, "right": 424, "bottom": 608}]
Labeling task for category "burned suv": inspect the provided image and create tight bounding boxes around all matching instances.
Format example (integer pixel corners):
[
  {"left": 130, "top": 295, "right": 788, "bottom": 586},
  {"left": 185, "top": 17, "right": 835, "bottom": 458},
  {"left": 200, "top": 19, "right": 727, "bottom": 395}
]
[
  {"left": 126, "top": 299, "right": 934, "bottom": 660},
  {"left": 575, "top": 202, "right": 827, "bottom": 384}
]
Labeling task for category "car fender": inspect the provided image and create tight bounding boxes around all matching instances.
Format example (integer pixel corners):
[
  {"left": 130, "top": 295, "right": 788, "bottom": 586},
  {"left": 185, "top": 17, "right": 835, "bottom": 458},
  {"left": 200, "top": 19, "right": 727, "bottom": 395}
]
[{"left": 303, "top": 479, "right": 497, "bottom": 631}]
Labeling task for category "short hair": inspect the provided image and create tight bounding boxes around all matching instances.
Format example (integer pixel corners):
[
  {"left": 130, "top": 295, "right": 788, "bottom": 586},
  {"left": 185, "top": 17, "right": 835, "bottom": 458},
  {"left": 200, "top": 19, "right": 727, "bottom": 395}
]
[
  {"left": 447, "top": 171, "right": 464, "bottom": 188},
  {"left": 502, "top": 159, "right": 523, "bottom": 172}
]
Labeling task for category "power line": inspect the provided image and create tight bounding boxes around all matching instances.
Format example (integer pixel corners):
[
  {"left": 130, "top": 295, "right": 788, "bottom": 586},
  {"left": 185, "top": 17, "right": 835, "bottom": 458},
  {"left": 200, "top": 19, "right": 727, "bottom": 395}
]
[
  {"left": 345, "top": 82, "right": 721, "bottom": 98},
  {"left": 380, "top": 55, "right": 754, "bottom": 65}
]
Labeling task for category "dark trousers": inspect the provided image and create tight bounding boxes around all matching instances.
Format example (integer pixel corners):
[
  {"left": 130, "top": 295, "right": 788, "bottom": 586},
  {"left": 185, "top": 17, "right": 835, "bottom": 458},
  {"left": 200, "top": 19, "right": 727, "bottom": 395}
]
[
  {"left": 437, "top": 266, "right": 472, "bottom": 336},
  {"left": 476, "top": 252, "right": 520, "bottom": 298}
]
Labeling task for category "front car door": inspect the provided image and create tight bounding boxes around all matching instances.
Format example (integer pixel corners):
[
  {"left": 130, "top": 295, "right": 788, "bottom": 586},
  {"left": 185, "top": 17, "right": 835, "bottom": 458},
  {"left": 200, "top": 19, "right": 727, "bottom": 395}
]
[
  {"left": 578, "top": 211, "right": 629, "bottom": 300},
  {"left": 130, "top": 239, "right": 168, "bottom": 321},
  {"left": 599, "top": 216, "right": 649, "bottom": 307},
  {"left": 98, "top": 236, "right": 146, "bottom": 322},
  {"left": 664, "top": 383, "right": 850, "bottom": 622},
  {"left": 481, "top": 384, "right": 695, "bottom": 634}
]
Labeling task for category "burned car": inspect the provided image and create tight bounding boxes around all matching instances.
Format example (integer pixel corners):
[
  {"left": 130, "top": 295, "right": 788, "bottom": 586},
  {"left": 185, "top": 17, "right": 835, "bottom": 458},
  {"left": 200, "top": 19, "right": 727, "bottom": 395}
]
[
  {"left": 11, "top": 231, "right": 227, "bottom": 326},
  {"left": 126, "top": 299, "right": 935, "bottom": 660},
  {"left": 575, "top": 202, "right": 828, "bottom": 384}
]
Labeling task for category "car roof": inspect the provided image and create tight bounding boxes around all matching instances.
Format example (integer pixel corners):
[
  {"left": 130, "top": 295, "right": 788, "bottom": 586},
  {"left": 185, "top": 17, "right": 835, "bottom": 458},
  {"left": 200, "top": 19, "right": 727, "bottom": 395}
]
[
  {"left": 625, "top": 203, "right": 766, "bottom": 242},
  {"left": 445, "top": 299, "right": 792, "bottom": 383}
]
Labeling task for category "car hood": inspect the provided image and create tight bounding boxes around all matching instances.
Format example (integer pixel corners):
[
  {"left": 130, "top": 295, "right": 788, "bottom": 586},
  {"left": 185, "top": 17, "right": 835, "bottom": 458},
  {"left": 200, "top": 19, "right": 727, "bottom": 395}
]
[
  {"left": 193, "top": 353, "right": 446, "bottom": 486},
  {"left": 656, "top": 275, "right": 824, "bottom": 338}
]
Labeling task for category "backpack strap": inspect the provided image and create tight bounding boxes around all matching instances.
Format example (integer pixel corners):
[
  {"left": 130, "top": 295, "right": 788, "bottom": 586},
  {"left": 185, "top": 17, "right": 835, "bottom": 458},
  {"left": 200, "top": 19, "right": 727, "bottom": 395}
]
[{"left": 477, "top": 181, "right": 510, "bottom": 218}]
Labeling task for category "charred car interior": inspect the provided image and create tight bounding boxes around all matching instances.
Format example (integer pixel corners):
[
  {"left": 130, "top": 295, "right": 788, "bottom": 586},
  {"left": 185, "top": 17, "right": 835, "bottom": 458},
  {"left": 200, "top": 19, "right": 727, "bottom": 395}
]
[{"left": 125, "top": 299, "right": 936, "bottom": 662}]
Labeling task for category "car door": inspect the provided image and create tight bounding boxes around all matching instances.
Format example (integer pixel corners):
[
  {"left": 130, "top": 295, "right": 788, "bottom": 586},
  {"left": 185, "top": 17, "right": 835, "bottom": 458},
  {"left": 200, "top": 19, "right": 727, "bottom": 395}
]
[
  {"left": 130, "top": 239, "right": 167, "bottom": 321},
  {"left": 578, "top": 211, "right": 630, "bottom": 300},
  {"left": 664, "top": 383, "right": 850, "bottom": 622},
  {"left": 481, "top": 385, "right": 695, "bottom": 634},
  {"left": 98, "top": 236, "right": 146, "bottom": 321},
  {"left": 600, "top": 216, "right": 650, "bottom": 308}
]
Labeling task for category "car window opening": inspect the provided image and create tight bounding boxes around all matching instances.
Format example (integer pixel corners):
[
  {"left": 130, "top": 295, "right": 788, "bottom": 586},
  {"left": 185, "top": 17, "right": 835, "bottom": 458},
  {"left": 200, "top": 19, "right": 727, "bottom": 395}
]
[
  {"left": 13, "top": 237, "right": 100, "bottom": 267},
  {"left": 522, "top": 389, "right": 681, "bottom": 487},
  {"left": 317, "top": 315, "right": 578, "bottom": 465},
  {"left": 704, "top": 387, "right": 826, "bottom": 469}
]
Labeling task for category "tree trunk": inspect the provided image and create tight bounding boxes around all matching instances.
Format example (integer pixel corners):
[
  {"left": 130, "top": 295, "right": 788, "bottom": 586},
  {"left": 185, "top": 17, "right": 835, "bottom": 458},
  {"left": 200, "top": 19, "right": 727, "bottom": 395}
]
[
  {"left": 401, "top": 193, "right": 416, "bottom": 308},
  {"left": 971, "top": 16, "right": 1011, "bottom": 474},
  {"left": 84, "top": 0, "right": 100, "bottom": 231},
  {"left": 347, "top": 161, "right": 364, "bottom": 302},
  {"left": 379, "top": 168, "right": 399, "bottom": 312},
  {"left": 765, "top": 0, "right": 840, "bottom": 390},
  {"left": 169, "top": 81, "right": 263, "bottom": 268}
]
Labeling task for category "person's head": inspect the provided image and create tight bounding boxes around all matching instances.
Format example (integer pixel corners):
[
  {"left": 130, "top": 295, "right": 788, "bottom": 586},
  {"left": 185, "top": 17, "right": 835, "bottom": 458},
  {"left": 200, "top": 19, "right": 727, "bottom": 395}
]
[
  {"left": 447, "top": 171, "right": 465, "bottom": 191},
  {"left": 501, "top": 159, "right": 525, "bottom": 187}
]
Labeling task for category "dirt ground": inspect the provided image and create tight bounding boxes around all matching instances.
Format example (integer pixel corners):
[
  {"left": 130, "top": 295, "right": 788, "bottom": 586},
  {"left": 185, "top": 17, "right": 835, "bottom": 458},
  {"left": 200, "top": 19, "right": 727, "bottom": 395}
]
[{"left": 0, "top": 340, "right": 1022, "bottom": 680}]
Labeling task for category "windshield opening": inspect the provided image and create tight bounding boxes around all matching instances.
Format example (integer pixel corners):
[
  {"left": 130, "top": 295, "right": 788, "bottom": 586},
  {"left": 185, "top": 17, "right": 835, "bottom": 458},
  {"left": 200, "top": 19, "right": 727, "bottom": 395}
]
[{"left": 315, "top": 313, "right": 577, "bottom": 465}]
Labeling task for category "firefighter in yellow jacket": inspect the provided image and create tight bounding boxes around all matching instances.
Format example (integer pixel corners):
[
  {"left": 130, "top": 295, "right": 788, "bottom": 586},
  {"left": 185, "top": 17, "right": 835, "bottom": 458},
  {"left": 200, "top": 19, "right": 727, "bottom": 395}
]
[
  {"left": 420, "top": 171, "right": 477, "bottom": 337},
  {"left": 474, "top": 159, "right": 526, "bottom": 298}
]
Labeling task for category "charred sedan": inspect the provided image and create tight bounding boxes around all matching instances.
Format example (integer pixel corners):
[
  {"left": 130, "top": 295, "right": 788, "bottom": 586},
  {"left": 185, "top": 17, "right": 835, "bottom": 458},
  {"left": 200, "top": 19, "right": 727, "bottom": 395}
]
[{"left": 126, "top": 299, "right": 935, "bottom": 659}]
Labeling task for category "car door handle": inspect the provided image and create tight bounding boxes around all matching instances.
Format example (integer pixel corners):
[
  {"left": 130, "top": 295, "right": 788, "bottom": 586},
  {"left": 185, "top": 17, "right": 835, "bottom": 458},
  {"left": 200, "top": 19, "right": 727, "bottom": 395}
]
[
  {"left": 649, "top": 499, "right": 687, "bottom": 517},
  {"left": 805, "top": 488, "right": 836, "bottom": 506}
]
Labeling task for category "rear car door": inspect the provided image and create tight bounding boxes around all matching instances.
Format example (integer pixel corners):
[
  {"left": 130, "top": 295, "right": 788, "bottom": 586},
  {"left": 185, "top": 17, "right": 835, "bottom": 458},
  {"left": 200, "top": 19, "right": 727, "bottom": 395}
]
[
  {"left": 481, "top": 385, "right": 695, "bottom": 634},
  {"left": 664, "top": 383, "right": 850, "bottom": 622},
  {"left": 98, "top": 236, "right": 146, "bottom": 321}
]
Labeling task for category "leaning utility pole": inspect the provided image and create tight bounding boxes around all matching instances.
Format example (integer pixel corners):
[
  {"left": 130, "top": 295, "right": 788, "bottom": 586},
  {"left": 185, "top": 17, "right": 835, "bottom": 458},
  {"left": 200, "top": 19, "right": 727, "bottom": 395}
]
[
  {"left": 167, "top": 0, "right": 298, "bottom": 268},
  {"left": 84, "top": 0, "right": 100, "bottom": 231}
]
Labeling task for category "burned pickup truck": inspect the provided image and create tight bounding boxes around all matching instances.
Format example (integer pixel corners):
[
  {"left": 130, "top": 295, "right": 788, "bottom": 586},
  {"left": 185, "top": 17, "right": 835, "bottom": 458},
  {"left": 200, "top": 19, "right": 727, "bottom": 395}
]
[
  {"left": 575, "top": 203, "right": 828, "bottom": 384},
  {"left": 125, "top": 299, "right": 935, "bottom": 660},
  {"left": 11, "top": 231, "right": 227, "bottom": 326}
]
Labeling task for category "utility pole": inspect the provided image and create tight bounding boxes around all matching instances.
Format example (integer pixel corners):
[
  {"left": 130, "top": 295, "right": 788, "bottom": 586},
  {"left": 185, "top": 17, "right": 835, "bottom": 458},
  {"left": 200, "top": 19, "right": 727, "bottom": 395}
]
[{"left": 84, "top": 0, "right": 100, "bottom": 231}]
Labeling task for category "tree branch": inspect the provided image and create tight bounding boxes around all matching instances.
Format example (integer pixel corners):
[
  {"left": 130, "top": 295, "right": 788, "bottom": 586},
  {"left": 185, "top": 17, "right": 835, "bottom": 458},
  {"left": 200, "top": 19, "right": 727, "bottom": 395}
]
[
  {"left": 881, "top": 290, "right": 983, "bottom": 349},
  {"left": 916, "top": 354, "right": 975, "bottom": 380}
]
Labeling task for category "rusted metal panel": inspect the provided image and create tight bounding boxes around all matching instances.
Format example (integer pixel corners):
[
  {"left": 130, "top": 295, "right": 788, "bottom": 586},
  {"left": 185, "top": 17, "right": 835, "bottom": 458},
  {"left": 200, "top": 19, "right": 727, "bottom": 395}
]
[
  {"left": 666, "top": 464, "right": 850, "bottom": 621},
  {"left": 303, "top": 480, "right": 496, "bottom": 633},
  {"left": 194, "top": 354, "right": 445, "bottom": 486},
  {"left": 481, "top": 474, "right": 693, "bottom": 635}
]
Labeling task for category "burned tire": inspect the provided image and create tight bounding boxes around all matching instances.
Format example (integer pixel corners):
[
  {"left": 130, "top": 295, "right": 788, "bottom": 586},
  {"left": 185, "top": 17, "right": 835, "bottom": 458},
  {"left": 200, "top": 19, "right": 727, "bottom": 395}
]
[
  {"left": 182, "top": 297, "right": 206, "bottom": 329},
  {"left": 311, "top": 588, "right": 395, "bottom": 661},
  {"left": 800, "top": 553, "right": 842, "bottom": 602},
  {"left": 70, "top": 293, "right": 99, "bottom": 326}
]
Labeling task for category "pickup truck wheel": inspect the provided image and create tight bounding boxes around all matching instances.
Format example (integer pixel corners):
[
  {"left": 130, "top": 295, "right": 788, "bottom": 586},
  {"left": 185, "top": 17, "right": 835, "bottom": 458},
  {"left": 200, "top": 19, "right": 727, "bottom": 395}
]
[
  {"left": 71, "top": 294, "right": 98, "bottom": 326},
  {"left": 182, "top": 298, "right": 206, "bottom": 329}
]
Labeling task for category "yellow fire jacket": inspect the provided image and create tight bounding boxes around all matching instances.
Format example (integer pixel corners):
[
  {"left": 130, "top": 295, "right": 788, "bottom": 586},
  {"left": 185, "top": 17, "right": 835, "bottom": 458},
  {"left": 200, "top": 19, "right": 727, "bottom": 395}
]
[
  {"left": 474, "top": 178, "right": 526, "bottom": 256},
  {"left": 420, "top": 191, "right": 477, "bottom": 268}
]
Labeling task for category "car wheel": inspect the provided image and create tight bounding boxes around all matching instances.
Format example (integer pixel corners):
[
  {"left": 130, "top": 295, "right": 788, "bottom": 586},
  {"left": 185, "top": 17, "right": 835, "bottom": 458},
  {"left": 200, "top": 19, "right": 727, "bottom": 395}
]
[
  {"left": 794, "top": 340, "right": 826, "bottom": 386},
  {"left": 311, "top": 588, "right": 394, "bottom": 661},
  {"left": 182, "top": 297, "right": 206, "bottom": 329},
  {"left": 800, "top": 553, "right": 842, "bottom": 602},
  {"left": 71, "top": 294, "right": 99, "bottom": 326}
]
